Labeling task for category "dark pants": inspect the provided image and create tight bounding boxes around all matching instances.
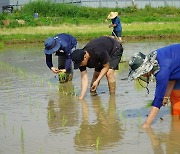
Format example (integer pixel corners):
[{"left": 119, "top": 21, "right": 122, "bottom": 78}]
[
  {"left": 58, "top": 54, "right": 72, "bottom": 73},
  {"left": 112, "top": 30, "right": 122, "bottom": 37}
]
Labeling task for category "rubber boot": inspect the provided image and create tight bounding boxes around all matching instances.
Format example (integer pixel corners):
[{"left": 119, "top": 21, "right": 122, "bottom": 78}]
[{"left": 108, "top": 82, "right": 116, "bottom": 95}]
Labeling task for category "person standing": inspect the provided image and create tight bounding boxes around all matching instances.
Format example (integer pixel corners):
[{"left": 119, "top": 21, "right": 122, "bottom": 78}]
[
  {"left": 71, "top": 36, "right": 123, "bottom": 100},
  {"left": 128, "top": 44, "right": 180, "bottom": 128},
  {"left": 43, "top": 33, "right": 77, "bottom": 81},
  {"left": 107, "top": 12, "right": 122, "bottom": 42}
]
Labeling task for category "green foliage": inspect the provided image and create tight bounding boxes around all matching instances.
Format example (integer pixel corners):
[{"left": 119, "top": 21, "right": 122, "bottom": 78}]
[
  {"left": 0, "top": 42, "right": 4, "bottom": 49},
  {"left": 0, "top": 1, "right": 180, "bottom": 28}
]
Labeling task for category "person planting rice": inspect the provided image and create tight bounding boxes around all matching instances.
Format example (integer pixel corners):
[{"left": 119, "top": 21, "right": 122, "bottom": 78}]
[
  {"left": 43, "top": 33, "right": 77, "bottom": 82},
  {"left": 71, "top": 36, "right": 123, "bottom": 100},
  {"left": 107, "top": 11, "right": 122, "bottom": 42},
  {"left": 128, "top": 44, "right": 180, "bottom": 128}
]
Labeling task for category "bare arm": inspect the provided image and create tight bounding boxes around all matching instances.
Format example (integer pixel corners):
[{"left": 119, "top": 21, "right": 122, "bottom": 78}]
[
  {"left": 142, "top": 106, "right": 160, "bottom": 128},
  {"left": 162, "top": 80, "right": 176, "bottom": 106},
  {"left": 79, "top": 70, "right": 88, "bottom": 100},
  {"left": 91, "top": 63, "right": 109, "bottom": 91}
]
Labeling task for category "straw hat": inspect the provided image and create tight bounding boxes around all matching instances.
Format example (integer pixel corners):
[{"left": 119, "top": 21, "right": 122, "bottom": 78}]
[{"left": 107, "top": 12, "right": 118, "bottom": 19}]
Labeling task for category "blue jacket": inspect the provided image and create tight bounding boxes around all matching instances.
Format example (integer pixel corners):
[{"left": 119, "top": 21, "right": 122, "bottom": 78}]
[
  {"left": 152, "top": 44, "right": 180, "bottom": 108},
  {"left": 46, "top": 33, "right": 77, "bottom": 70},
  {"left": 112, "top": 16, "right": 122, "bottom": 32}
]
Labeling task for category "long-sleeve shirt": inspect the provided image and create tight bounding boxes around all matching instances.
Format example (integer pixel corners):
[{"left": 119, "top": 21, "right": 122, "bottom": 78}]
[
  {"left": 46, "top": 33, "right": 77, "bottom": 70},
  {"left": 152, "top": 44, "right": 180, "bottom": 108}
]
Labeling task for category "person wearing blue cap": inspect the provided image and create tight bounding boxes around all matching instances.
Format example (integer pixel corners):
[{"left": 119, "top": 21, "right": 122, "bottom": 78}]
[
  {"left": 43, "top": 33, "right": 77, "bottom": 80},
  {"left": 128, "top": 44, "right": 180, "bottom": 128},
  {"left": 71, "top": 36, "right": 123, "bottom": 100}
]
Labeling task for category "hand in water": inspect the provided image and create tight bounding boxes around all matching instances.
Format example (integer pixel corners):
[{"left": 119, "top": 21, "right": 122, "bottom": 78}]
[
  {"left": 90, "top": 81, "right": 99, "bottom": 92},
  {"left": 142, "top": 122, "right": 151, "bottom": 129}
]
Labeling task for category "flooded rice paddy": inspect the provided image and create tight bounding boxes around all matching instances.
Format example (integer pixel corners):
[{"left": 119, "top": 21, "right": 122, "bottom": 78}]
[{"left": 0, "top": 41, "right": 180, "bottom": 154}]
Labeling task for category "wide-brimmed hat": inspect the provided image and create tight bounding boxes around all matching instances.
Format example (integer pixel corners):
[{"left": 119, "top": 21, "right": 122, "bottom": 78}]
[
  {"left": 107, "top": 12, "right": 118, "bottom": 19},
  {"left": 43, "top": 36, "right": 61, "bottom": 55},
  {"left": 128, "top": 51, "right": 159, "bottom": 80},
  {"left": 71, "top": 49, "right": 85, "bottom": 69}
]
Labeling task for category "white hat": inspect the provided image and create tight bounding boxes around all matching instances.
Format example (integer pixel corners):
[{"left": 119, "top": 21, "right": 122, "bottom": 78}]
[{"left": 128, "top": 51, "right": 159, "bottom": 80}]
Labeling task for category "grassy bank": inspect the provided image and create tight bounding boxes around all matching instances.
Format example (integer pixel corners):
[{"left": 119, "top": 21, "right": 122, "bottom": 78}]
[
  {"left": 1, "top": 22, "right": 180, "bottom": 45},
  {"left": 0, "top": 1, "right": 180, "bottom": 45}
]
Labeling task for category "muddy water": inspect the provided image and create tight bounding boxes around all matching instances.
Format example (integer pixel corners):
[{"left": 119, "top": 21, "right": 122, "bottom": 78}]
[{"left": 0, "top": 41, "right": 180, "bottom": 154}]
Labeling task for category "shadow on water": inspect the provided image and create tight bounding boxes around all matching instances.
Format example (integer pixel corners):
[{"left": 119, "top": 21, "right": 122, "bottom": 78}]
[{"left": 74, "top": 95, "right": 124, "bottom": 150}]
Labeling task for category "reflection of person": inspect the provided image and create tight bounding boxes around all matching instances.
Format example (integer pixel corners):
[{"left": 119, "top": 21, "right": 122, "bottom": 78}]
[
  {"left": 128, "top": 44, "right": 180, "bottom": 128},
  {"left": 71, "top": 36, "right": 123, "bottom": 99},
  {"left": 74, "top": 95, "right": 123, "bottom": 148},
  {"left": 43, "top": 33, "right": 77, "bottom": 80},
  {"left": 107, "top": 12, "right": 122, "bottom": 42},
  {"left": 47, "top": 82, "right": 79, "bottom": 133},
  {"left": 146, "top": 115, "right": 180, "bottom": 154}
]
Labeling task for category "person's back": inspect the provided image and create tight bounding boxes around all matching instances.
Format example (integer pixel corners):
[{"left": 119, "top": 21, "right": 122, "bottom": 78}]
[
  {"left": 112, "top": 16, "right": 122, "bottom": 32},
  {"left": 156, "top": 44, "right": 180, "bottom": 80},
  {"left": 84, "top": 36, "right": 122, "bottom": 56},
  {"left": 57, "top": 33, "right": 77, "bottom": 50}
]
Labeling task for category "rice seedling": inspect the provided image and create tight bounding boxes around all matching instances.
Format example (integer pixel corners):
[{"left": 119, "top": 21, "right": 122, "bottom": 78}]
[
  {"left": 48, "top": 81, "right": 52, "bottom": 89},
  {"left": 145, "top": 100, "right": 153, "bottom": 108},
  {"left": 29, "top": 103, "right": 32, "bottom": 113},
  {"left": 0, "top": 42, "right": 4, "bottom": 49},
  {"left": 59, "top": 72, "right": 67, "bottom": 83},
  {"left": 21, "top": 92, "right": 24, "bottom": 101},
  {"left": 76, "top": 128, "right": 81, "bottom": 141},
  {"left": 96, "top": 136, "right": 100, "bottom": 150},
  {"left": 62, "top": 115, "right": 67, "bottom": 127},
  {"left": 119, "top": 110, "right": 123, "bottom": 121},
  {"left": 21, "top": 131, "right": 25, "bottom": 154},
  {"left": 21, "top": 126, "right": 24, "bottom": 142},
  {"left": 137, "top": 112, "right": 141, "bottom": 128},
  {"left": 35, "top": 101, "right": 39, "bottom": 110},
  {"left": 17, "top": 67, "right": 24, "bottom": 78},
  {"left": 41, "top": 78, "right": 44, "bottom": 86},
  {"left": 38, "top": 145, "right": 42, "bottom": 154},
  {"left": 123, "top": 111, "right": 127, "bottom": 127}
]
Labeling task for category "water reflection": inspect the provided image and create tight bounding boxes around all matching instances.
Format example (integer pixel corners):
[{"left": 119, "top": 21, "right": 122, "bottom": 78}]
[
  {"left": 146, "top": 115, "right": 180, "bottom": 154},
  {"left": 74, "top": 95, "right": 123, "bottom": 150},
  {"left": 47, "top": 82, "right": 79, "bottom": 133}
]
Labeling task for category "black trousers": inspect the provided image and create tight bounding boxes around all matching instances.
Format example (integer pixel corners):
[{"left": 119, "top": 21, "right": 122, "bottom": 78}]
[{"left": 58, "top": 54, "right": 73, "bottom": 74}]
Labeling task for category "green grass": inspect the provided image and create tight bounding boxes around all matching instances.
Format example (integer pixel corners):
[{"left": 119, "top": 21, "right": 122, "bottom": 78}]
[
  {"left": 0, "top": 2, "right": 180, "bottom": 44},
  {"left": 0, "top": 21, "right": 180, "bottom": 45}
]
